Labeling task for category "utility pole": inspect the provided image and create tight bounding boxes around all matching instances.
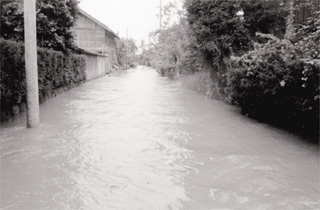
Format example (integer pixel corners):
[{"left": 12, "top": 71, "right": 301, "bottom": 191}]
[
  {"left": 126, "top": 27, "right": 128, "bottom": 68},
  {"left": 156, "top": 0, "right": 163, "bottom": 41},
  {"left": 159, "top": 0, "right": 162, "bottom": 31},
  {"left": 24, "top": 0, "right": 40, "bottom": 128}
]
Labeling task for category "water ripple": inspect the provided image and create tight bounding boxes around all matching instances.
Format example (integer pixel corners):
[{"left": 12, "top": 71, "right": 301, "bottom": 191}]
[{"left": 1, "top": 67, "right": 319, "bottom": 209}]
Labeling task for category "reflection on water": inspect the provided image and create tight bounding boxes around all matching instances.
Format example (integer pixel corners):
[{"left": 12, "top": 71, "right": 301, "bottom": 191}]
[{"left": 1, "top": 66, "right": 319, "bottom": 210}]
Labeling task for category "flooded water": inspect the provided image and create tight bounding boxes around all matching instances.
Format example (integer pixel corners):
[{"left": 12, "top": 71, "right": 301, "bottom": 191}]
[{"left": 1, "top": 66, "right": 319, "bottom": 210}]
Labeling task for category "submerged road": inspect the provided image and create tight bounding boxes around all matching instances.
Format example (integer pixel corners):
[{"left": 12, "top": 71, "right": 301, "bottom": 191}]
[{"left": 1, "top": 66, "right": 319, "bottom": 210}]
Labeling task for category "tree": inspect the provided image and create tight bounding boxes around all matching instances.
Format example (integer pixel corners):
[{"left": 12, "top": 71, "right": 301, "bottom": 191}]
[
  {"left": 115, "top": 38, "right": 138, "bottom": 68},
  {"left": 226, "top": 9, "right": 320, "bottom": 140},
  {"left": 140, "top": 0, "right": 195, "bottom": 77},
  {"left": 0, "top": 0, "right": 79, "bottom": 52},
  {"left": 185, "top": 0, "right": 288, "bottom": 94}
]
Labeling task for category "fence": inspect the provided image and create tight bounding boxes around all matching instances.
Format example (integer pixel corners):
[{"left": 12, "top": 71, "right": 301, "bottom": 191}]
[{"left": 294, "top": 0, "right": 320, "bottom": 24}]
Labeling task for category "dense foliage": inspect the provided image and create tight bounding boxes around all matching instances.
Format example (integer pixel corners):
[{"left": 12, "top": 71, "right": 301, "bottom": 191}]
[
  {"left": 0, "top": 39, "right": 86, "bottom": 120},
  {"left": 185, "top": 0, "right": 288, "bottom": 95},
  {"left": 227, "top": 12, "right": 320, "bottom": 140},
  {"left": 116, "top": 38, "right": 138, "bottom": 69},
  {"left": 0, "top": 0, "right": 79, "bottom": 52},
  {"left": 142, "top": 0, "right": 319, "bottom": 140},
  {"left": 153, "top": 22, "right": 190, "bottom": 78},
  {"left": 140, "top": 2, "right": 199, "bottom": 79}
]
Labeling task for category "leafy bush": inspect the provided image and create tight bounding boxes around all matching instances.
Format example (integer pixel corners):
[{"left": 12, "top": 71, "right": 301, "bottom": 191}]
[
  {"left": 294, "top": 11, "right": 320, "bottom": 59},
  {"left": 228, "top": 55, "right": 319, "bottom": 139},
  {"left": 1, "top": 0, "right": 79, "bottom": 52},
  {"left": 227, "top": 12, "right": 320, "bottom": 140},
  {"left": 185, "top": 0, "right": 288, "bottom": 71},
  {"left": 182, "top": 0, "right": 290, "bottom": 99},
  {"left": 129, "top": 63, "right": 137, "bottom": 68},
  {"left": 0, "top": 39, "right": 86, "bottom": 117},
  {"left": 115, "top": 38, "right": 137, "bottom": 69},
  {"left": 0, "top": 39, "right": 26, "bottom": 109}
]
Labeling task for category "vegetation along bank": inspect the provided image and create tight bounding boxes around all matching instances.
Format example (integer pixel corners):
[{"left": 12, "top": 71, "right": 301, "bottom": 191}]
[{"left": 139, "top": 0, "right": 319, "bottom": 142}]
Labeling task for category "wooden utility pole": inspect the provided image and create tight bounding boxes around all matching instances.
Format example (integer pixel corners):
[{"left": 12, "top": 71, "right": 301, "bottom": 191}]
[
  {"left": 126, "top": 27, "right": 128, "bottom": 67},
  {"left": 156, "top": 0, "right": 162, "bottom": 42},
  {"left": 24, "top": 0, "right": 40, "bottom": 128},
  {"left": 159, "top": 0, "right": 162, "bottom": 31}
]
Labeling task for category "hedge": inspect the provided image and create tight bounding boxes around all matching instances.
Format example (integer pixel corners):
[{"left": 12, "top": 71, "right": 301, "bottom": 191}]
[
  {"left": 0, "top": 39, "right": 86, "bottom": 121},
  {"left": 226, "top": 12, "right": 320, "bottom": 141},
  {"left": 227, "top": 51, "right": 319, "bottom": 141}
]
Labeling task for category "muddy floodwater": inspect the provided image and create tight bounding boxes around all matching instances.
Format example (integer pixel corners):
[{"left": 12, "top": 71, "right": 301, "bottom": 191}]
[{"left": 1, "top": 66, "right": 319, "bottom": 210}]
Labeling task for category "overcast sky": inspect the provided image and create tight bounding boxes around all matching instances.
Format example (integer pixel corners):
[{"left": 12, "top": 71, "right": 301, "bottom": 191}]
[{"left": 79, "top": 0, "right": 176, "bottom": 45}]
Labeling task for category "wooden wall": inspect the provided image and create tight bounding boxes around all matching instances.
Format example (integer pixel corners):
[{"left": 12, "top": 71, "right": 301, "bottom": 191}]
[
  {"left": 84, "top": 53, "right": 112, "bottom": 81},
  {"left": 261, "top": 0, "right": 319, "bottom": 25},
  {"left": 294, "top": 0, "right": 320, "bottom": 24},
  {"left": 72, "top": 13, "right": 116, "bottom": 50}
]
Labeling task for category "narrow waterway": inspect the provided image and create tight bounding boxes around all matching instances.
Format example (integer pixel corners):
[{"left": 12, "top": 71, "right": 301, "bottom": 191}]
[{"left": 1, "top": 66, "right": 319, "bottom": 210}]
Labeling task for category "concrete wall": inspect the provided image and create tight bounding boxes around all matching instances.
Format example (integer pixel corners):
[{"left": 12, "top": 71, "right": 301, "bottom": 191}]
[{"left": 84, "top": 52, "right": 112, "bottom": 81}]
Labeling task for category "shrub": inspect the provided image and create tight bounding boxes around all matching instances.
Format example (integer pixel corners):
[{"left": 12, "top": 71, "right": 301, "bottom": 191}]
[
  {"left": 0, "top": 39, "right": 86, "bottom": 120},
  {"left": 228, "top": 57, "right": 319, "bottom": 139},
  {"left": 185, "top": 0, "right": 288, "bottom": 93},
  {"left": 227, "top": 20, "right": 320, "bottom": 140},
  {"left": 1, "top": 0, "right": 79, "bottom": 52},
  {"left": 115, "top": 38, "right": 137, "bottom": 68},
  {"left": 0, "top": 39, "right": 26, "bottom": 110},
  {"left": 129, "top": 63, "right": 137, "bottom": 68}
]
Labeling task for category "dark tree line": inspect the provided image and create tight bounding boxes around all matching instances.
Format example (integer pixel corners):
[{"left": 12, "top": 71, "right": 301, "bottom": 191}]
[{"left": 1, "top": 0, "right": 79, "bottom": 52}]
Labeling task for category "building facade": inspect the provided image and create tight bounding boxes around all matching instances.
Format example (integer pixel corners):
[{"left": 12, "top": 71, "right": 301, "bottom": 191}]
[{"left": 72, "top": 8, "right": 119, "bottom": 65}]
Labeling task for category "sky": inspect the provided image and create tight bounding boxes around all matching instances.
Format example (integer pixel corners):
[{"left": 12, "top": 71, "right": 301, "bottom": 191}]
[{"left": 79, "top": 0, "right": 176, "bottom": 46}]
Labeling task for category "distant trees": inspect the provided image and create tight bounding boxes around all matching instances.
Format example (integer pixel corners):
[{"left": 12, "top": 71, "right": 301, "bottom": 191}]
[
  {"left": 116, "top": 38, "right": 138, "bottom": 69},
  {"left": 0, "top": 0, "right": 79, "bottom": 52},
  {"left": 139, "top": 1, "right": 194, "bottom": 78}
]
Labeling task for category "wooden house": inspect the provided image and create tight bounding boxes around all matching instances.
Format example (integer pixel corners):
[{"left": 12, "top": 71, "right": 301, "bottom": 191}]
[
  {"left": 72, "top": 8, "right": 119, "bottom": 65},
  {"left": 71, "top": 8, "right": 120, "bottom": 80}
]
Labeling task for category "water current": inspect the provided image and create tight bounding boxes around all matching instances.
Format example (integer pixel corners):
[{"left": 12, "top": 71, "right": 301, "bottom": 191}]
[{"left": 1, "top": 66, "right": 319, "bottom": 210}]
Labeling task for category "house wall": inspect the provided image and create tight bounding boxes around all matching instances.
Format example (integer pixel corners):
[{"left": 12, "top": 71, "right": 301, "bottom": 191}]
[
  {"left": 72, "top": 13, "right": 116, "bottom": 50},
  {"left": 84, "top": 53, "right": 112, "bottom": 81}
]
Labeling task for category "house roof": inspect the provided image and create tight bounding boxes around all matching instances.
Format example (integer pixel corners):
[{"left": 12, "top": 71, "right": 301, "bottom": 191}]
[{"left": 78, "top": 7, "right": 119, "bottom": 39}]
